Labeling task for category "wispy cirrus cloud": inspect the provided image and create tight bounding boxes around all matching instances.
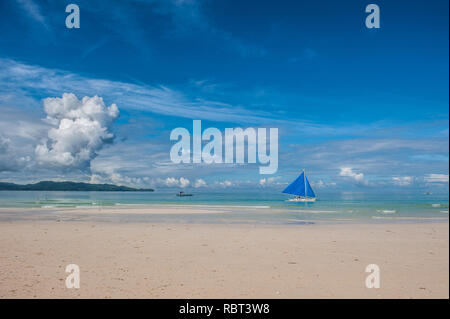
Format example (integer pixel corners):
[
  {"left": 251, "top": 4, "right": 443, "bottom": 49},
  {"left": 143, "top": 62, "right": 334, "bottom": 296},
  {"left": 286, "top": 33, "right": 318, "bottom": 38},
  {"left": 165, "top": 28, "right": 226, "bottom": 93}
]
[
  {"left": 149, "top": 0, "right": 268, "bottom": 58},
  {"left": 15, "top": 0, "right": 48, "bottom": 28},
  {"left": 425, "top": 174, "right": 449, "bottom": 183},
  {"left": 1, "top": 58, "right": 428, "bottom": 139},
  {"left": 0, "top": 58, "right": 284, "bottom": 125},
  {"left": 0, "top": 58, "right": 367, "bottom": 136}
]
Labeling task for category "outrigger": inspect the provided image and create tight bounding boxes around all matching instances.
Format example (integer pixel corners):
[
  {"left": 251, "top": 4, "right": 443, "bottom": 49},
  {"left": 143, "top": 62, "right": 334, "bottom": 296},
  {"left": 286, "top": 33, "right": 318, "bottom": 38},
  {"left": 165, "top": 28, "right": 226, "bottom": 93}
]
[
  {"left": 282, "top": 169, "right": 316, "bottom": 202},
  {"left": 176, "top": 191, "right": 193, "bottom": 197}
]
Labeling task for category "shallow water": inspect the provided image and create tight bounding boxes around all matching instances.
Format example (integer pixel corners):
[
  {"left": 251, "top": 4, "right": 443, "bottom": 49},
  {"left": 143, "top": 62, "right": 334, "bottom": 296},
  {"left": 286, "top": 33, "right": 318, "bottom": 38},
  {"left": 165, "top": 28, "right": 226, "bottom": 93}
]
[{"left": 0, "top": 190, "right": 448, "bottom": 223}]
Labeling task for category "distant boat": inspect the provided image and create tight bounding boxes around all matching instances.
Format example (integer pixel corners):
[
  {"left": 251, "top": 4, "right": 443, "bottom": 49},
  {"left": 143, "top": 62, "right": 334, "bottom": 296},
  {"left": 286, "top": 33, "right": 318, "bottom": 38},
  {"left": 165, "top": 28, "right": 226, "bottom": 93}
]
[
  {"left": 176, "top": 191, "right": 193, "bottom": 197},
  {"left": 282, "top": 169, "right": 316, "bottom": 202}
]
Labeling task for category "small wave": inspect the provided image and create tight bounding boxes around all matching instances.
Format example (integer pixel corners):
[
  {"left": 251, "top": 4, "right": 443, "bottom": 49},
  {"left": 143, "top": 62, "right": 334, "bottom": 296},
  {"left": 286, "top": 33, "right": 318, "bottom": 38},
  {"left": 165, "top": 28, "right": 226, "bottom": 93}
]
[
  {"left": 376, "top": 210, "right": 396, "bottom": 214},
  {"left": 75, "top": 205, "right": 104, "bottom": 208},
  {"left": 294, "top": 210, "right": 338, "bottom": 214},
  {"left": 440, "top": 210, "right": 449, "bottom": 214},
  {"left": 134, "top": 204, "right": 271, "bottom": 209},
  {"left": 431, "top": 204, "right": 441, "bottom": 208},
  {"left": 372, "top": 216, "right": 448, "bottom": 220},
  {"left": 114, "top": 203, "right": 147, "bottom": 206},
  {"left": 187, "top": 204, "right": 271, "bottom": 209}
]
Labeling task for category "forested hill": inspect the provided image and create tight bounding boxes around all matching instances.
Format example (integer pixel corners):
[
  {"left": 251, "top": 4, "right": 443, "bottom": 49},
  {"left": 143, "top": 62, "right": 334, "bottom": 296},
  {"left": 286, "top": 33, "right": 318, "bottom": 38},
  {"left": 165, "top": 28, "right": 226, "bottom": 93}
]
[{"left": 0, "top": 181, "right": 154, "bottom": 192}]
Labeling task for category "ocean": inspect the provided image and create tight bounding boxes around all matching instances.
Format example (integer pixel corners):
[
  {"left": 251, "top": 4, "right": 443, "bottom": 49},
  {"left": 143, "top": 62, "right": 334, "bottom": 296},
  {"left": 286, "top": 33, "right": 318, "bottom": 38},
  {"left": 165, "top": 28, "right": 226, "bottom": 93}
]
[{"left": 0, "top": 190, "right": 448, "bottom": 224}]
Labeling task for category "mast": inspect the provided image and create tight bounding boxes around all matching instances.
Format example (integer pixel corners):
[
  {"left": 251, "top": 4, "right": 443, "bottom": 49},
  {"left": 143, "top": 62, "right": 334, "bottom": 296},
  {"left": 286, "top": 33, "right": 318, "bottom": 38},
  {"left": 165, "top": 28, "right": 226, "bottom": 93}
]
[{"left": 304, "top": 168, "right": 307, "bottom": 199}]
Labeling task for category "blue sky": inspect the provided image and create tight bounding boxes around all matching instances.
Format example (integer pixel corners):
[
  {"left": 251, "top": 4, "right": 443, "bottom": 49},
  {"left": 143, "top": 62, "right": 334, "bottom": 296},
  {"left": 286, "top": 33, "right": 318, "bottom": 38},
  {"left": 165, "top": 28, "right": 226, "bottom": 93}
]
[{"left": 0, "top": 0, "right": 448, "bottom": 192}]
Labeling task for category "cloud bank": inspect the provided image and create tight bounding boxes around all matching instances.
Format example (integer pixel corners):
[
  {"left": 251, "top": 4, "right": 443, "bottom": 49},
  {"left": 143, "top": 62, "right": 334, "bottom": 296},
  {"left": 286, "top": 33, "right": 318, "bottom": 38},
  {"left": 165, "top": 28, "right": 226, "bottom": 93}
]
[{"left": 0, "top": 134, "right": 30, "bottom": 172}]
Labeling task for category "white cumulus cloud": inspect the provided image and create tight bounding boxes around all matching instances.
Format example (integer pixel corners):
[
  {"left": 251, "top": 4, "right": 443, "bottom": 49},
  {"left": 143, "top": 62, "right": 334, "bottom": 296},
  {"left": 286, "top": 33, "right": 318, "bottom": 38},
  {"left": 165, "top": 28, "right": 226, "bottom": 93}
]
[
  {"left": 311, "top": 180, "right": 337, "bottom": 188},
  {"left": 259, "top": 177, "right": 279, "bottom": 186},
  {"left": 216, "top": 180, "right": 233, "bottom": 187},
  {"left": 194, "top": 178, "right": 207, "bottom": 188},
  {"left": 35, "top": 93, "right": 119, "bottom": 170},
  {"left": 339, "top": 167, "right": 368, "bottom": 185},
  {"left": 392, "top": 176, "right": 414, "bottom": 186},
  {"left": 164, "top": 177, "right": 191, "bottom": 188}
]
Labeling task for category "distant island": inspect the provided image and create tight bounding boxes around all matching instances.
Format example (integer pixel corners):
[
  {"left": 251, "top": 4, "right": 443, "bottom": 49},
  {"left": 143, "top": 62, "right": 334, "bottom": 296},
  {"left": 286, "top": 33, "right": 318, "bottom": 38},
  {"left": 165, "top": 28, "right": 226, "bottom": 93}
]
[{"left": 0, "top": 181, "right": 154, "bottom": 192}]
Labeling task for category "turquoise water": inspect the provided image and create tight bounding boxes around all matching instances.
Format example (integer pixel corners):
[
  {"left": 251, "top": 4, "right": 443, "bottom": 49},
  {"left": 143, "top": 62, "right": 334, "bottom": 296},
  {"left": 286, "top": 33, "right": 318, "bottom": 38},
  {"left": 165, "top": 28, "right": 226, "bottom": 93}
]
[{"left": 0, "top": 190, "right": 448, "bottom": 222}]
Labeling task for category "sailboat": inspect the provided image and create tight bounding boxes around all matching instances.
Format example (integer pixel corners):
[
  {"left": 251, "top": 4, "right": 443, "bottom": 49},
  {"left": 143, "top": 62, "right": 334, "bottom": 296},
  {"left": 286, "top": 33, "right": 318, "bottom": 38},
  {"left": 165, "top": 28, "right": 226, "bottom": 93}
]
[{"left": 282, "top": 169, "right": 316, "bottom": 202}]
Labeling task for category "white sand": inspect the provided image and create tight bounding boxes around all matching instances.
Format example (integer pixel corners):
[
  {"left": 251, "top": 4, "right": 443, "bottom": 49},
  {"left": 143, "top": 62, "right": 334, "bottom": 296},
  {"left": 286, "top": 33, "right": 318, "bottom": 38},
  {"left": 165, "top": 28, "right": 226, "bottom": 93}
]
[{"left": 0, "top": 208, "right": 448, "bottom": 299}]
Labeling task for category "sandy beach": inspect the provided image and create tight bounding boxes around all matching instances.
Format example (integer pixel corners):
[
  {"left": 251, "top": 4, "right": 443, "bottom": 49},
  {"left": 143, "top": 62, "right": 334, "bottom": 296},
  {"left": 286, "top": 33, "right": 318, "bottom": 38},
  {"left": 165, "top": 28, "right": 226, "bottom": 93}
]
[{"left": 0, "top": 207, "right": 448, "bottom": 299}]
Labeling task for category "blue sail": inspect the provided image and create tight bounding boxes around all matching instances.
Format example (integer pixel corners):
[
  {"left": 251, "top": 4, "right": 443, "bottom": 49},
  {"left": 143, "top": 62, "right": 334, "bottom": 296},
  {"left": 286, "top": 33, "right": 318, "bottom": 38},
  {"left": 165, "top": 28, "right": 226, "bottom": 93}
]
[
  {"left": 305, "top": 175, "right": 316, "bottom": 197},
  {"left": 282, "top": 171, "right": 316, "bottom": 198},
  {"left": 282, "top": 172, "right": 306, "bottom": 196}
]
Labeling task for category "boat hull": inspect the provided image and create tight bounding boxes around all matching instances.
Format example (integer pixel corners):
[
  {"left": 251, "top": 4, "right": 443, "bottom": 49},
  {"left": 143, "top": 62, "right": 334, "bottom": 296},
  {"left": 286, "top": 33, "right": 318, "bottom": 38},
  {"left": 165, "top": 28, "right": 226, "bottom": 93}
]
[{"left": 287, "top": 197, "right": 316, "bottom": 202}]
